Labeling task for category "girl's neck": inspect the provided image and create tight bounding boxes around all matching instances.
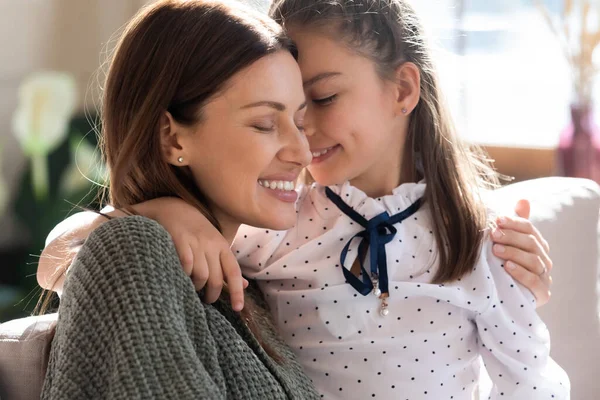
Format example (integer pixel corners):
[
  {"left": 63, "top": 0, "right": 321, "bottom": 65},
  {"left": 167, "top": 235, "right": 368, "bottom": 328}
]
[
  {"left": 349, "top": 151, "right": 414, "bottom": 198},
  {"left": 350, "top": 173, "right": 400, "bottom": 198}
]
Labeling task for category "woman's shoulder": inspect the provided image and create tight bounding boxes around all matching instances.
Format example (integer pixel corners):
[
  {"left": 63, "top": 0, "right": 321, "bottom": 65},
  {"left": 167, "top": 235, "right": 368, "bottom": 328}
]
[{"left": 89, "top": 214, "right": 167, "bottom": 241}]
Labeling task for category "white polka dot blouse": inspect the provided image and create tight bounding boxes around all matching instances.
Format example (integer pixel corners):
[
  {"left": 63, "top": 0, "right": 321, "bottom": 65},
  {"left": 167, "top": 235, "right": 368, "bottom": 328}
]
[{"left": 232, "top": 181, "right": 570, "bottom": 399}]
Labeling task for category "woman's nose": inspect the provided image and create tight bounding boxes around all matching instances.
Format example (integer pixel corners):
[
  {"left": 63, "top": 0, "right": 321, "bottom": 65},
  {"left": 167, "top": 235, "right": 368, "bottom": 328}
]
[{"left": 279, "top": 123, "right": 312, "bottom": 168}]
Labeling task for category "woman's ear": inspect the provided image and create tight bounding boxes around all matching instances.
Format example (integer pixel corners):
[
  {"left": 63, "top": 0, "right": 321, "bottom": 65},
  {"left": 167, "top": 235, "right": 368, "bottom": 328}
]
[
  {"left": 160, "top": 111, "right": 188, "bottom": 166},
  {"left": 393, "top": 62, "right": 421, "bottom": 116}
]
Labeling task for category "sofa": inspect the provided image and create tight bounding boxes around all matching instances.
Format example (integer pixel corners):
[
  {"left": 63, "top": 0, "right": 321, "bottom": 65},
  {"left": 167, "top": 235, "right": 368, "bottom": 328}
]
[
  {"left": 1, "top": 177, "right": 599, "bottom": 400},
  {"left": 486, "top": 177, "right": 600, "bottom": 400}
]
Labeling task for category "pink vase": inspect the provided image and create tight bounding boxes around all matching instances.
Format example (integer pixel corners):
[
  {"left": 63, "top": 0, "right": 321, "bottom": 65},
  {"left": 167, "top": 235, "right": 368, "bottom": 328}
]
[{"left": 558, "top": 104, "right": 600, "bottom": 183}]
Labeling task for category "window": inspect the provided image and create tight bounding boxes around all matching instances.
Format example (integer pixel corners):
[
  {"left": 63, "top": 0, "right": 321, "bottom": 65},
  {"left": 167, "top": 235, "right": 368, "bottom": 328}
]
[
  {"left": 246, "top": 0, "right": 575, "bottom": 148},
  {"left": 421, "top": 0, "right": 572, "bottom": 148}
]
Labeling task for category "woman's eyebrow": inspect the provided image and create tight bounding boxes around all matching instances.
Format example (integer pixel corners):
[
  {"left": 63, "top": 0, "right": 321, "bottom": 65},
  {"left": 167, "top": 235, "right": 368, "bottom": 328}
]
[
  {"left": 241, "top": 100, "right": 307, "bottom": 112},
  {"left": 240, "top": 100, "right": 286, "bottom": 111}
]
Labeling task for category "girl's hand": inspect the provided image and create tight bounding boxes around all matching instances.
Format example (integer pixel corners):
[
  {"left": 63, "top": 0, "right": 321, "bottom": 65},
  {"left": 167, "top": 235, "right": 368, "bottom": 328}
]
[
  {"left": 138, "top": 198, "right": 248, "bottom": 311},
  {"left": 491, "top": 199, "right": 552, "bottom": 307}
]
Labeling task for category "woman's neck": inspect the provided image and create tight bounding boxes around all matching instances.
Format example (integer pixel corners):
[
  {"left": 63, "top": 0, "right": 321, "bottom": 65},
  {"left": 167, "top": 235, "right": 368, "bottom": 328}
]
[
  {"left": 212, "top": 213, "right": 239, "bottom": 245},
  {"left": 220, "top": 222, "right": 239, "bottom": 245}
]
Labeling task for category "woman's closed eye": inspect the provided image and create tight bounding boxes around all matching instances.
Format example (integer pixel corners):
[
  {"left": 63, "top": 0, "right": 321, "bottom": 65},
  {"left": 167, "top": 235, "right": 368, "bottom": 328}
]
[
  {"left": 252, "top": 124, "right": 276, "bottom": 133},
  {"left": 312, "top": 94, "right": 336, "bottom": 106}
]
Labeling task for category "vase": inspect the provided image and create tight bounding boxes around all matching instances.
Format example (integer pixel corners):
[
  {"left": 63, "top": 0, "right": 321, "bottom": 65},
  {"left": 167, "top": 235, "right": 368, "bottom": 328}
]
[{"left": 558, "top": 104, "right": 600, "bottom": 183}]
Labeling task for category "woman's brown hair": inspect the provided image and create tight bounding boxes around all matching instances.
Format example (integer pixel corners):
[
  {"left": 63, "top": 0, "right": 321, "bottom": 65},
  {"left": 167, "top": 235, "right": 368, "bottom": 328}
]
[
  {"left": 38, "top": 0, "right": 296, "bottom": 360},
  {"left": 270, "top": 0, "right": 500, "bottom": 284}
]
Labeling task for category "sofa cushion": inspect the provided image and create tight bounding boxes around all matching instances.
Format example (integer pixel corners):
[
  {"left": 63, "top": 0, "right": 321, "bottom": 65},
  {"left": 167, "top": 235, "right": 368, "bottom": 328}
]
[{"left": 0, "top": 313, "right": 57, "bottom": 400}]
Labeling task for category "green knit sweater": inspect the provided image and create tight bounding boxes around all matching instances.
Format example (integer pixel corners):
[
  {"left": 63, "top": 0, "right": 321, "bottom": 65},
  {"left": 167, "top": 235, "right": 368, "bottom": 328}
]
[{"left": 41, "top": 216, "right": 319, "bottom": 400}]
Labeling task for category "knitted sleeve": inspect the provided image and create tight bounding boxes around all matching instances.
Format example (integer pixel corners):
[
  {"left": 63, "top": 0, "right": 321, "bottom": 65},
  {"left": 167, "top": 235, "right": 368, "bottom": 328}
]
[{"left": 41, "top": 216, "right": 227, "bottom": 400}]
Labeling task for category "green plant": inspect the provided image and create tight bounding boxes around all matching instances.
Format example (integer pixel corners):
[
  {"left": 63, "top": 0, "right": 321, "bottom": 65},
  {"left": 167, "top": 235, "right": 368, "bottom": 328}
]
[{"left": 1, "top": 72, "right": 106, "bottom": 321}]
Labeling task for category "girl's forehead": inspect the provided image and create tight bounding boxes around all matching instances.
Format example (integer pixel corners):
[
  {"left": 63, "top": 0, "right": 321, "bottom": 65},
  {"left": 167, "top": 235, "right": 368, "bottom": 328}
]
[
  {"left": 293, "top": 31, "right": 358, "bottom": 67},
  {"left": 293, "top": 34, "right": 378, "bottom": 86}
]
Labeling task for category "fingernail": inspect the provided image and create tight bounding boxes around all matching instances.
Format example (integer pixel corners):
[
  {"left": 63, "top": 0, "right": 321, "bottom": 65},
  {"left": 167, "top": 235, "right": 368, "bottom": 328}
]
[
  {"left": 497, "top": 217, "right": 507, "bottom": 225},
  {"left": 492, "top": 229, "right": 503, "bottom": 239},
  {"left": 494, "top": 244, "right": 505, "bottom": 253},
  {"left": 233, "top": 302, "right": 244, "bottom": 311},
  {"left": 506, "top": 261, "right": 516, "bottom": 270}
]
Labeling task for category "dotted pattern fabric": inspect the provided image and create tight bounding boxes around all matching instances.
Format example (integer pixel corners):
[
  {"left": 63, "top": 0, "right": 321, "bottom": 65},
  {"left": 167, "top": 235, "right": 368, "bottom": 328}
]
[{"left": 232, "top": 182, "right": 570, "bottom": 399}]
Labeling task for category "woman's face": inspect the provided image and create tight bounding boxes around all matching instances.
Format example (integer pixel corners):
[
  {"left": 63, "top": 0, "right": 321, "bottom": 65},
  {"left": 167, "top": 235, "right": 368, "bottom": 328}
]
[{"left": 178, "top": 51, "right": 311, "bottom": 234}]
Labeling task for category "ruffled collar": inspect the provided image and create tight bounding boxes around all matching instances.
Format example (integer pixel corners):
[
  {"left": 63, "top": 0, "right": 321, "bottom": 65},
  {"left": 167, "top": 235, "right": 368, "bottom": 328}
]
[{"left": 309, "top": 180, "right": 427, "bottom": 220}]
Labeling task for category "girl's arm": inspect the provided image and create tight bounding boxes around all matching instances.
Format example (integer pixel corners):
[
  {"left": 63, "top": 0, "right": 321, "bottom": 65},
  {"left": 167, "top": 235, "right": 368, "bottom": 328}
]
[
  {"left": 475, "top": 241, "right": 570, "bottom": 399},
  {"left": 37, "top": 198, "right": 247, "bottom": 310},
  {"left": 37, "top": 210, "right": 121, "bottom": 295},
  {"left": 39, "top": 197, "right": 552, "bottom": 309}
]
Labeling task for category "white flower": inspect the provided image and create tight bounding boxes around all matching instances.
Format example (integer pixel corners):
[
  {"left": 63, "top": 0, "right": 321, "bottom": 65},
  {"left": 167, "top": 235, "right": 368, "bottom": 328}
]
[
  {"left": 12, "top": 71, "right": 77, "bottom": 157},
  {"left": 11, "top": 72, "right": 77, "bottom": 199}
]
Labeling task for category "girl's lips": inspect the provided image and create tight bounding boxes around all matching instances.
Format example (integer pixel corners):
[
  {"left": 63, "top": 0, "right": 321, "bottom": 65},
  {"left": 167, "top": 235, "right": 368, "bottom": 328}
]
[{"left": 311, "top": 144, "right": 340, "bottom": 164}]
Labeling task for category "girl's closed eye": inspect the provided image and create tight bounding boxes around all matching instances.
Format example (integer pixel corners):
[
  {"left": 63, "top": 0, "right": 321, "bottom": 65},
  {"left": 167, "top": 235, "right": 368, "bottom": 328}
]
[
  {"left": 295, "top": 118, "right": 305, "bottom": 132},
  {"left": 312, "top": 94, "right": 337, "bottom": 106}
]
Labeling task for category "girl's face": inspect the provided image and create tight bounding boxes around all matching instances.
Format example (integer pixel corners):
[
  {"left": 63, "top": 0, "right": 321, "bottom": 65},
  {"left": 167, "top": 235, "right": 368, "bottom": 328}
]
[
  {"left": 172, "top": 51, "right": 311, "bottom": 236},
  {"left": 290, "top": 29, "right": 412, "bottom": 197}
]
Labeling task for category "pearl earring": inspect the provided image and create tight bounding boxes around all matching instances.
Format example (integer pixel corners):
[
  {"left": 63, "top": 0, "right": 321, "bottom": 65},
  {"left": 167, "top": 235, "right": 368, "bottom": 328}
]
[
  {"left": 177, "top": 156, "right": 184, "bottom": 163},
  {"left": 401, "top": 108, "right": 408, "bottom": 114}
]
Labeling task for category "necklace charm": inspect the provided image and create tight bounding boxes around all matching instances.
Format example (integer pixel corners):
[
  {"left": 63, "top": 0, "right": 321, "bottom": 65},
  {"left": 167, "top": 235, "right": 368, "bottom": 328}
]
[
  {"left": 380, "top": 299, "right": 389, "bottom": 316},
  {"left": 379, "top": 293, "right": 389, "bottom": 316},
  {"left": 372, "top": 274, "right": 382, "bottom": 296}
]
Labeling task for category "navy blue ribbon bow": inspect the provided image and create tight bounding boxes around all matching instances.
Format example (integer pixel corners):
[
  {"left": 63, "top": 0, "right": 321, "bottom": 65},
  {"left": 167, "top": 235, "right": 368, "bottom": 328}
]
[{"left": 325, "top": 187, "right": 423, "bottom": 297}]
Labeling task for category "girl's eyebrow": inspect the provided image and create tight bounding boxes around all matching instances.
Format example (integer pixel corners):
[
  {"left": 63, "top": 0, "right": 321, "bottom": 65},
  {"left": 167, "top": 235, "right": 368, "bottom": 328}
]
[{"left": 303, "top": 72, "right": 341, "bottom": 89}]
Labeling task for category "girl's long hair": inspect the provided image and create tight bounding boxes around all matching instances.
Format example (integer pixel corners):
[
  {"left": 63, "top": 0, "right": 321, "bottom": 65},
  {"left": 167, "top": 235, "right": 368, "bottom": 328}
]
[{"left": 270, "top": 0, "right": 500, "bottom": 283}]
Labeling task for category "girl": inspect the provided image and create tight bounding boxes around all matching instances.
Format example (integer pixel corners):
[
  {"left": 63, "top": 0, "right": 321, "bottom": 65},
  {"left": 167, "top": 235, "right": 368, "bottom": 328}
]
[
  {"left": 228, "top": 2, "right": 569, "bottom": 397},
  {"left": 39, "top": 0, "right": 564, "bottom": 399}
]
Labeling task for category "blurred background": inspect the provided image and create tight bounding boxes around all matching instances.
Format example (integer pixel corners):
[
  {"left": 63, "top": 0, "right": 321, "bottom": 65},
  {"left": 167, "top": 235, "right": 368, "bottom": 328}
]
[{"left": 0, "top": 0, "right": 598, "bottom": 322}]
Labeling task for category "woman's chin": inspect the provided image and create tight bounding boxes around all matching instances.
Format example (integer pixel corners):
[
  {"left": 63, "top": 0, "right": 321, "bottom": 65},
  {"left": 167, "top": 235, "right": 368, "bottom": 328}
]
[
  {"left": 256, "top": 208, "right": 297, "bottom": 231},
  {"left": 269, "top": 214, "right": 297, "bottom": 231}
]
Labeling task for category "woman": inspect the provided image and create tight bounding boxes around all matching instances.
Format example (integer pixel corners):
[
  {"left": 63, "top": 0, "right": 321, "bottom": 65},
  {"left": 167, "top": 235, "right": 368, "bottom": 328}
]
[{"left": 41, "top": 0, "right": 318, "bottom": 398}]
